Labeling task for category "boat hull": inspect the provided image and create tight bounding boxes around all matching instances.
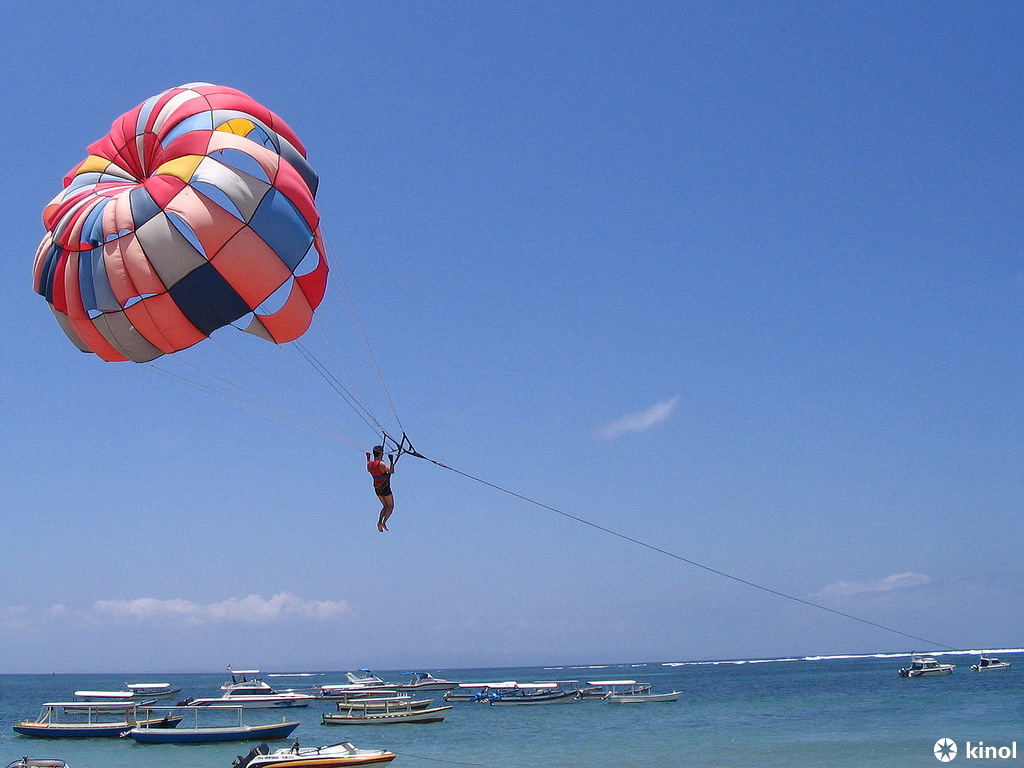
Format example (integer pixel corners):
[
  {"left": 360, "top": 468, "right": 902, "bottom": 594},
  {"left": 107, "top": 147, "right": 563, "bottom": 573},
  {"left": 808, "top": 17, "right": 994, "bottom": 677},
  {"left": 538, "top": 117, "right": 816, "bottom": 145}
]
[
  {"left": 322, "top": 706, "right": 453, "bottom": 725},
  {"left": 606, "top": 691, "right": 681, "bottom": 703},
  {"left": 130, "top": 720, "right": 300, "bottom": 743},
  {"left": 899, "top": 667, "right": 954, "bottom": 677},
  {"left": 486, "top": 691, "right": 576, "bottom": 705}
]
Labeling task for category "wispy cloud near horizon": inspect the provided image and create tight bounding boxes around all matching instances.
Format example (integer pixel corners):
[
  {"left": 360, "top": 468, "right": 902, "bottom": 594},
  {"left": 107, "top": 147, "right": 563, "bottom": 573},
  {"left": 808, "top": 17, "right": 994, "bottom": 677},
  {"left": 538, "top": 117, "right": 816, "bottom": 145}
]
[
  {"left": 809, "top": 572, "right": 933, "bottom": 602},
  {"left": 597, "top": 396, "right": 680, "bottom": 441},
  {"left": 94, "top": 592, "right": 350, "bottom": 625}
]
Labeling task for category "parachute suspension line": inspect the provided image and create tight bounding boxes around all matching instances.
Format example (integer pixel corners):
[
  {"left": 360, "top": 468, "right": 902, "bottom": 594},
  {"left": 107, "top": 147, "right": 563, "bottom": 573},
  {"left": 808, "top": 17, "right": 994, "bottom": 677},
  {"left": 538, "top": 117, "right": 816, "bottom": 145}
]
[
  {"left": 143, "top": 362, "right": 363, "bottom": 450},
  {"left": 320, "top": 227, "right": 406, "bottom": 434},
  {"left": 406, "top": 451, "right": 958, "bottom": 652},
  {"left": 300, "top": 300, "right": 376, "bottom": 426},
  {"left": 287, "top": 339, "right": 388, "bottom": 437}
]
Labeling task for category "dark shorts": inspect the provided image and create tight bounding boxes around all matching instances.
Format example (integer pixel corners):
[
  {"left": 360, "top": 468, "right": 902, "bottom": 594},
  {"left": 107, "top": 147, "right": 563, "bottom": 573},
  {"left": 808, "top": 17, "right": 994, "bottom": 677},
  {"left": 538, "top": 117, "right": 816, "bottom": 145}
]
[{"left": 374, "top": 480, "right": 392, "bottom": 497}]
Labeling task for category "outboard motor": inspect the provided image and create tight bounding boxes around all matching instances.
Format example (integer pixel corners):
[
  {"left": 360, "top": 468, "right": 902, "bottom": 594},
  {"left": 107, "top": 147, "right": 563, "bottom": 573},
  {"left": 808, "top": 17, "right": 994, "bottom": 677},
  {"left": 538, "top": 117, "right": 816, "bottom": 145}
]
[
  {"left": 176, "top": 696, "right": 195, "bottom": 706},
  {"left": 233, "top": 743, "right": 270, "bottom": 768}
]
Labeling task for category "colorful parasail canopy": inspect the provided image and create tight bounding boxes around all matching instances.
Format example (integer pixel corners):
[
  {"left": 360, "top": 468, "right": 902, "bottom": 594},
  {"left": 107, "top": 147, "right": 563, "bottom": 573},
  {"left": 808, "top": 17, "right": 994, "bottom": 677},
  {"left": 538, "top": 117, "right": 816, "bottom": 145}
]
[{"left": 33, "top": 83, "right": 329, "bottom": 362}]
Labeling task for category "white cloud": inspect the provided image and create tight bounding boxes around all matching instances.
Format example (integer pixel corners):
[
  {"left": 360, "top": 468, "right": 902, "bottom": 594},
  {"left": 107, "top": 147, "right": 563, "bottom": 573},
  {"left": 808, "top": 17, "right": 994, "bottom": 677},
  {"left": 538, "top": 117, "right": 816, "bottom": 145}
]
[
  {"left": 810, "top": 572, "right": 933, "bottom": 601},
  {"left": 597, "top": 396, "right": 680, "bottom": 441},
  {"left": 94, "top": 592, "right": 350, "bottom": 625}
]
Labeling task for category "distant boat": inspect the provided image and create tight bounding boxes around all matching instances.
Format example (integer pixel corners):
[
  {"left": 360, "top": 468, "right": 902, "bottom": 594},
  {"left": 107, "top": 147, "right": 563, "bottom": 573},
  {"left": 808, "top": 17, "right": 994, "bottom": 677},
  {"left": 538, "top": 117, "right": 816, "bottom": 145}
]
[
  {"left": 234, "top": 741, "right": 396, "bottom": 768},
  {"left": 128, "top": 707, "right": 300, "bottom": 744},
  {"left": 318, "top": 671, "right": 393, "bottom": 699},
  {"left": 970, "top": 656, "right": 1011, "bottom": 672},
  {"left": 443, "top": 682, "right": 517, "bottom": 702},
  {"left": 12, "top": 702, "right": 182, "bottom": 738},
  {"left": 576, "top": 680, "right": 653, "bottom": 700},
  {"left": 181, "top": 670, "right": 315, "bottom": 708},
  {"left": 125, "top": 683, "right": 182, "bottom": 699},
  {"left": 322, "top": 700, "right": 453, "bottom": 725},
  {"left": 392, "top": 673, "right": 459, "bottom": 691},
  {"left": 898, "top": 656, "right": 955, "bottom": 677},
  {"left": 483, "top": 683, "right": 576, "bottom": 705},
  {"left": 605, "top": 690, "right": 682, "bottom": 703},
  {"left": 5, "top": 760, "right": 69, "bottom": 768}
]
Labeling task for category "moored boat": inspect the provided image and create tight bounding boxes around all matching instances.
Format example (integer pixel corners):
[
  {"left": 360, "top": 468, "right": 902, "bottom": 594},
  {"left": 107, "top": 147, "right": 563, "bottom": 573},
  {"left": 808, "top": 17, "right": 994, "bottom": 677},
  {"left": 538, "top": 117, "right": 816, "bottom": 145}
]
[
  {"left": 605, "top": 690, "right": 682, "bottom": 703},
  {"left": 392, "top": 672, "right": 459, "bottom": 691},
  {"left": 443, "top": 682, "right": 517, "bottom": 702},
  {"left": 318, "top": 671, "right": 393, "bottom": 699},
  {"left": 234, "top": 741, "right": 396, "bottom": 768},
  {"left": 128, "top": 708, "right": 300, "bottom": 744},
  {"left": 322, "top": 701, "right": 453, "bottom": 725},
  {"left": 332, "top": 696, "right": 433, "bottom": 711},
  {"left": 181, "top": 670, "right": 315, "bottom": 708},
  {"left": 898, "top": 655, "right": 955, "bottom": 677},
  {"left": 125, "top": 682, "right": 182, "bottom": 699},
  {"left": 971, "top": 656, "right": 1011, "bottom": 672},
  {"left": 12, "top": 702, "right": 182, "bottom": 738},
  {"left": 5, "top": 760, "right": 69, "bottom": 768},
  {"left": 484, "top": 683, "right": 576, "bottom": 705},
  {"left": 576, "top": 680, "right": 653, "bottom": 700}
]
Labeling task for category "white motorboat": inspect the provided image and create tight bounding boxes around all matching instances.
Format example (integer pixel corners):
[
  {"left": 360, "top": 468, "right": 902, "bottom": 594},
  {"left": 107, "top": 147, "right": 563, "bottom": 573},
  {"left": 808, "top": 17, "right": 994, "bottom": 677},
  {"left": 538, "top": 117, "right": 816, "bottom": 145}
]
[
  {"left": 576, "top": 680, "right": 653, "bottom": 700},
  {"left": 318, "top": 671, "right": 393, "bottom": 699},
  {"left": 6, "top": 760, "right": 69, "bottom": 768},
  {"left": 234, "top": 741, "right": 396, "bottom": 768},
  {"left": 345, "top": 670, "right": 389, "bottom": 687},
  {"left": 605, "top": 690, "right": 682, "bottom": 703},
  {"left": 971, "top": 656, "right": 1011, "bottom": 672},
  {"left": 898, "top": 656, "right": 955, "bottom": 677},
  {"left": 392, "top": 672, "right": 459, "bottom": 691},
  {"left": 181, "top": 670, "right": 315, "bottom": 708}
]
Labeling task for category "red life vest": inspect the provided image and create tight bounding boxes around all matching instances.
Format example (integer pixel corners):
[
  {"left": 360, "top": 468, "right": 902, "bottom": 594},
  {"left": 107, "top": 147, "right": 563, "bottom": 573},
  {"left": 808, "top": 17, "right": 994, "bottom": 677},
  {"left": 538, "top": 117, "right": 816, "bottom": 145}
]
[{"left": 367, "top": 459, "right": 389, "bottom": 488}]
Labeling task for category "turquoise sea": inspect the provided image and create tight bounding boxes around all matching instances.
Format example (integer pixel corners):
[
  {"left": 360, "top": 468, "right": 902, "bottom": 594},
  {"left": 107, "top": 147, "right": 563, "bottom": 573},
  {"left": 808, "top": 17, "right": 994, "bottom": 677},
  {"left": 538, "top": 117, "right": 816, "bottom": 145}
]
[{"left": 1, "top": 652, "right": 1020, "bottom": 768}]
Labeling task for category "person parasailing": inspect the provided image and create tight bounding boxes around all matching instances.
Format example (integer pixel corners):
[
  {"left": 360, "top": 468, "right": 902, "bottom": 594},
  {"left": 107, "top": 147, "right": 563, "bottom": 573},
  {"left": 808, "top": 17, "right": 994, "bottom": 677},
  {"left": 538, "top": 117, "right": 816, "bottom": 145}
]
[{"left": 366, "top": 445, "right": 395, "bottom": 531}]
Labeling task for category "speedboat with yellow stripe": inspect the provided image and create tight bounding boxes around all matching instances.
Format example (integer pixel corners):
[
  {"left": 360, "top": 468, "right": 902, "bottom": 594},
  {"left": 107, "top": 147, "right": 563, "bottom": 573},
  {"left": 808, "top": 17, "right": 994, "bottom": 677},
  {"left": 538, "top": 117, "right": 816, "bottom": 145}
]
[{"left": 234, "top": 741, "right": 396, "bottom": 768}]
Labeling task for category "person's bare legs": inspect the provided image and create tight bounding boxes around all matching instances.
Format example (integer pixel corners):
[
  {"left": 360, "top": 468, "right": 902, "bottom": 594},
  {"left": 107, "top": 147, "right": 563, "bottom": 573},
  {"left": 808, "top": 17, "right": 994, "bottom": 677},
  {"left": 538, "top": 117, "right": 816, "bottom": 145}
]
[{"left": 377, "top": 495, "right": 394, "bottom": 531}]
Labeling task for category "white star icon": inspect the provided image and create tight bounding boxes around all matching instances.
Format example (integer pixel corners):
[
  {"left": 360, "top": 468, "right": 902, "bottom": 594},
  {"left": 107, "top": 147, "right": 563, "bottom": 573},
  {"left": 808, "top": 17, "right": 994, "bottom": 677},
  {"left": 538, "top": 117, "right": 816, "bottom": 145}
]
[{"left": 934, "top": 738, "right": 958, "bottom": 762}]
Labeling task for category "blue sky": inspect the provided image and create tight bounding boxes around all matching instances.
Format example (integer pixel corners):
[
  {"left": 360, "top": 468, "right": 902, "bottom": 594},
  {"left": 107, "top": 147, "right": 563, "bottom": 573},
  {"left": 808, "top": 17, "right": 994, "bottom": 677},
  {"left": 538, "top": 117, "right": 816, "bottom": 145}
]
[{"left": 2, "top": 1, "right": 1021, "bottom": 673}]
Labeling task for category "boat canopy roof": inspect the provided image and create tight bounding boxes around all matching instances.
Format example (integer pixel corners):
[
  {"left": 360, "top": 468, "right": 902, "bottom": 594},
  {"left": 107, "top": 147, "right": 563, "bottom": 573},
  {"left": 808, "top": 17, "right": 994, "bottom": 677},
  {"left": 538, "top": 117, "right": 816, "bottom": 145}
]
[
  {"left": 73, "top": 690, "right": 135, "bottom": 698},
  {"left": 126, "top": 683, "right": 172, "bottom": 689},
  {"left": 456, "top": 681, "right": 517, "bottom": 689},
  {"left": 587, "top": 680, "right": 639, "bottom": 686},
  {"left": 517, "top": 683, "right": 557, "bottom": 689},
  {"left": 230, "top": 669, "right": 261, "bottom": 675},
  {"left": 44, "top": 700, "right": 141, "bottom": 709}
]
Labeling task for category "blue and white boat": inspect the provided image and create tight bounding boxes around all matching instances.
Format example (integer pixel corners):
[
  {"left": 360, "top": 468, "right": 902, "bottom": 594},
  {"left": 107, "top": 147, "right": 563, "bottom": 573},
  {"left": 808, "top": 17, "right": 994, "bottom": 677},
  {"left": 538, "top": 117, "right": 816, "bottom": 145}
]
[
  {"left": 12, "top": 702, "right": 182, "bottom": 738},
  {"left": 483, "top": 683, "right": 576, "bottom": 705},
  {"left": 127, "top": 707, "right": 300, "bottom": 743}
]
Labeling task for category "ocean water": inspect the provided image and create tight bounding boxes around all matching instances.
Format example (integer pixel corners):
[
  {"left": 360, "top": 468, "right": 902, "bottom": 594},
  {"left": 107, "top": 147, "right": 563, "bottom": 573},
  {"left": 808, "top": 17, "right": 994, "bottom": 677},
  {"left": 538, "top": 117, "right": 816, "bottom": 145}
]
[{"left": 1, "top": 652, "right": 1020, "bottom": 768}]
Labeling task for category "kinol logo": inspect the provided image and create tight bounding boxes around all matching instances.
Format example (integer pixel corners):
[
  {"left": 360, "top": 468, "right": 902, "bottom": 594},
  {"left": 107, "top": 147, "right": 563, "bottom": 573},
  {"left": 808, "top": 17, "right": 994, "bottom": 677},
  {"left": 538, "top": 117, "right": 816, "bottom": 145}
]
[{"left": 934, "top": 738, "right": 1019, "bottom": 762}]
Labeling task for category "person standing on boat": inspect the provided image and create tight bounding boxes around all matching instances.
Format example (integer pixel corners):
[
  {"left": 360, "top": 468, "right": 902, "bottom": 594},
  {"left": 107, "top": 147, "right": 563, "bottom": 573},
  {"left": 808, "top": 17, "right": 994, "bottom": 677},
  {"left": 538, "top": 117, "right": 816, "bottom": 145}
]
[{"left": 366, "top": 446, "right": 395, "bottom": 532}]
